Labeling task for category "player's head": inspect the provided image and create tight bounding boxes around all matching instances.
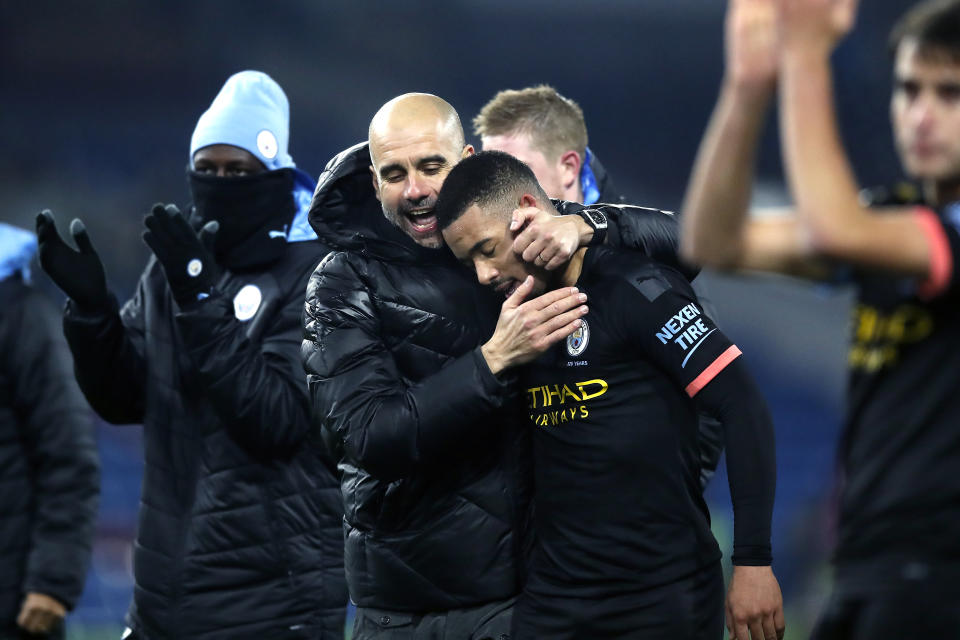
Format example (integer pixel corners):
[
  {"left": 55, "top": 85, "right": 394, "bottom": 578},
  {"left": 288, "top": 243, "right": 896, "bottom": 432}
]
[
  {"left": 190, "top": 70, "right": 295, "bottom": 176},
  {"left": 436, "top": 151, "right": 557, "bottom": 297},
  {"left": 889, "top": 0, "right": 960, "bottom": 186},
  {"left": 368, "top": 93, "right": 475, "bottom": 249},
  {"left": 473, "top": 85, "right": 588, "bottom": 202},
  {"left": 187, "top": 71, "right": 315, "bottom": 262}
]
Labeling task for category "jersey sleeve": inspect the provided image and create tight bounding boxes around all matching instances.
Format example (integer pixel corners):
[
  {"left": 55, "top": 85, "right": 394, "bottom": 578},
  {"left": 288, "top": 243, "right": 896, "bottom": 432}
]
[
  {"left": 914, "top": 206, "right": 960, "bottom": 300},
  {"left": 610, "top": 265, "right": 741, "bottom": 398}
]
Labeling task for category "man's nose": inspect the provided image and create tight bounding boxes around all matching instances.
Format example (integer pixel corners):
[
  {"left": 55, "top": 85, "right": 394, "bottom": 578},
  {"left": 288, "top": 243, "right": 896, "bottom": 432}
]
[
  {"left": 476, "top": 261, "right": 498, "bottom": 285},
  {"left": 404, "top": 174, "right": 428, "bottom": 201},
  {"left": 910, "top": 94, "right": 936, "bottom": 130}
]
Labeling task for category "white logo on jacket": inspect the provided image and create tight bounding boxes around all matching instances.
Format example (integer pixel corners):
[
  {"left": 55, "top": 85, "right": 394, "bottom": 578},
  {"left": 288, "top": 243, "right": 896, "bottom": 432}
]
[{"left": 233, "top": 284, "right": 262, "bottom": 321}]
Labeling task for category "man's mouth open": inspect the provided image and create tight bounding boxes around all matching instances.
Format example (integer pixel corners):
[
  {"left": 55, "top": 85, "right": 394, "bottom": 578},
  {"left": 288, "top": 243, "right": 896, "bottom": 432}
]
[{"left": 406, "top": 210, "right": 438, "bottom": 235}]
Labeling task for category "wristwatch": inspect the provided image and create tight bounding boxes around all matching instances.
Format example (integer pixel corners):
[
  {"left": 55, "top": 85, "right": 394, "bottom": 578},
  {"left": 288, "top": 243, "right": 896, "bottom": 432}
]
[{"left": 576, "top": 208, "right": 608, "bottom": 246}]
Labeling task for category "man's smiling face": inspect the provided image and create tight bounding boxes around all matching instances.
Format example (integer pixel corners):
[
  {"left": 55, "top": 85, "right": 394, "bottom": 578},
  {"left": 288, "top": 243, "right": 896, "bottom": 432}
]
[{"left": 369, "top": 96, "right": 473, "bottom": 248}]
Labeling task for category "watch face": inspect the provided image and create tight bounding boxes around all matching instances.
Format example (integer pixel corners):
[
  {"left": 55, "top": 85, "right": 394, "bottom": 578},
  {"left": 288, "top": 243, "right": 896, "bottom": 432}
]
[{"left": 584, "top": 209, "right": 608, "bottom": 229}]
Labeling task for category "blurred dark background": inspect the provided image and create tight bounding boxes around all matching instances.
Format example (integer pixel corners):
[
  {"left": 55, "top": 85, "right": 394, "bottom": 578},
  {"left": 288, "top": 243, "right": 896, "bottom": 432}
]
[{"left": 0, "top": 2, "right": 912, "bottom": 637}]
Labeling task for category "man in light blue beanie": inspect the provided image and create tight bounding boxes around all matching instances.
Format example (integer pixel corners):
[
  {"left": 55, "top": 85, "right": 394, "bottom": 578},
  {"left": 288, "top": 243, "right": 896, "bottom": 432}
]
[{"left": 36, "top": 71, "right": 347, "bottom": 639}]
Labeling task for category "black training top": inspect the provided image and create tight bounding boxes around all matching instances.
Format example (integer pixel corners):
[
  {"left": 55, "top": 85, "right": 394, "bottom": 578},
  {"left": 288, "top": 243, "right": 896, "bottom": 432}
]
[
  {"left": 835, "top": 204, "right": 960, "bottom": 568},
  {"left": 522, "top": 247, "right": 750, "bottom": 599}
]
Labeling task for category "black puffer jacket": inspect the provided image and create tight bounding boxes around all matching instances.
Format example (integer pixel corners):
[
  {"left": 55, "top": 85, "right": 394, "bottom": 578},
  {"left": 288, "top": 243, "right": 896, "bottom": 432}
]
[
  {"left": 302, "top": 143, "right": 690, "bottom": 612},
  {"left": 62, "top": 238, "right": 346, "bottom": 639},
  {"left": 0, "top": 276, "right": 99, "bottom": 633}
]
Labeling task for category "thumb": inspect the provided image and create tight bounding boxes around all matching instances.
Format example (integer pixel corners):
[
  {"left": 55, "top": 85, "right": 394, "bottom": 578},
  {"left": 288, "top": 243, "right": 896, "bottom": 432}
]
[
  {"left": 69, "top": 218, "right": 97, "bottom": 255},
  {"left": 198, "top": 220, "right": 219, "bottom": 252},
  {"left": 503, "top": 275, "right": 534, "bottom": 309}
]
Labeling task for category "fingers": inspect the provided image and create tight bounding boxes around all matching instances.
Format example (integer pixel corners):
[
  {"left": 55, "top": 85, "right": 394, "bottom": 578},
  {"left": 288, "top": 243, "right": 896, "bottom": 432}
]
[
  {"left": 774, "top": 606, "right": 786, "bottom": 639},
  {"left": 502, "top": 275, "right": 535, "bottom": 309},
  {"left": 530, "top": 291, "right": 588, "bottom": 327},
  {"left": 525, "top": 285, "right": 584, "bottom": 313},
  {"left": 70, "top": 218, "right": 97, "bottom": 255},
  {"left": 538, "top": 305, "right": 589, "bottom": 342},
  {"left": 544, "top": 249, "right": 569, "bottom": 271},
  {"left": 510, "top": 207, "right": 537, "bottom": 232},
  {"left": 511, "top": 207, "right": 550, "bottom": 261},
  {"left": 17, "top": 605, "right": 59, "bottom": 635},
  {"left": 761, "top": 614, "right": 778, "bottom": 640},
  {"left": 198, "top": 220, "right": 220, "bottom": 252},
  {"left": 749, "top": 619, "right": 765, "bottom": 640},
  {"left": 541, "top": 316, "right": 586, "bottom": 348},
  {"left": 734, "top": 621, "right": 749, "bottom": 640},
  {"left": 144, "top": 203, "right": 195, "bottom": 244}
]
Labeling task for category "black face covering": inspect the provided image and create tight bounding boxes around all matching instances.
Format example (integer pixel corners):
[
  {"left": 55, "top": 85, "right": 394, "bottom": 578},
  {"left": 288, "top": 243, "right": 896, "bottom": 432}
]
[{"left": 187, "top": 168, "right": 296, "bottom": 271}]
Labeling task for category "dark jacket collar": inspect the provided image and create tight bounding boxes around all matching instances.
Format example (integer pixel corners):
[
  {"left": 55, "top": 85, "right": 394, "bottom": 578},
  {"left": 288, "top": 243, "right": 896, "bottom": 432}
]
[{"left": 588, "top": 151, "right": 626, "bottom": 205}]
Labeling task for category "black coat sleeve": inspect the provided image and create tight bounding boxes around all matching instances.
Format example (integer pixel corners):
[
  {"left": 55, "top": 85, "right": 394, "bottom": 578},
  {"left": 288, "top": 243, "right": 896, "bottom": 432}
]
[
  {"left": 302, "top": 253, "right": 515, "bottom": 481},
  {"left": 62, "top": 271, "right": 149, "bottom": 425},
  {"left": 12, "top": 286, "right": 100, "bottom": 610},
  {"left": 174, "top": 269, "right": 314, "bottom": 458},
  {"left": 695, "top": 358, "right": 776, "bottom": 565},
  {"left": 593, "top": 203, "right": 700, "bottom": 281}
]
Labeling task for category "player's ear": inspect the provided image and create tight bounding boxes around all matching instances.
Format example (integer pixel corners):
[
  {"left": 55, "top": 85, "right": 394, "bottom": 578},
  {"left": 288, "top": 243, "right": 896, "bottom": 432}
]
[
  {"left": 369, "top": 166, "right": 382, "bottom": 202},
  {"left": 519, "top": 192, "right": 539, "bottom": 209},
  {"left": 461, "top": 144, "right": 475, "bottom": 159},
  {"left": 559, "top": 150, "right": 581, "bottom": 191}
]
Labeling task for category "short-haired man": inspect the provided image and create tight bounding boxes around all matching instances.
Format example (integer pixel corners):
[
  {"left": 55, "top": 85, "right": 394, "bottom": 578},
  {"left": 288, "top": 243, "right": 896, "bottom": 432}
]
[
  {"left": 474, "top": 84, "right": 624, "bottom": 205},
  {"left": 680, "top": 0, "right": 960, "bottom": 636},
  {"left": 303, "top": 93, "right": 693, "bottom": 638},
  {"left": 37, "top": 71, "right": 347, "bottom": 639},
  {"left": 437, "top": 150, "right": 784, "bottom": 640},
  {"left": 477, "top": 84, "right": 725, "bottom": 489}
]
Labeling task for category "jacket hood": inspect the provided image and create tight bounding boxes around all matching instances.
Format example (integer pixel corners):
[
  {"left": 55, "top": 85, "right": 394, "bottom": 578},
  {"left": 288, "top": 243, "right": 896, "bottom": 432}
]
[{"left": 308, "top": 142, "right": 455, "bottom": 265}]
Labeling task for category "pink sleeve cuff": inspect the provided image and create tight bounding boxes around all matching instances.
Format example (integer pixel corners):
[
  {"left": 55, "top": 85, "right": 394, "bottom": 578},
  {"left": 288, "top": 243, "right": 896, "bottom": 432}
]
[
  {"left": 914, "top": 206, "right": 953, "bottom": 299},
  {"left": 685, "top": 345, "right": 743, "bottom": 398}
]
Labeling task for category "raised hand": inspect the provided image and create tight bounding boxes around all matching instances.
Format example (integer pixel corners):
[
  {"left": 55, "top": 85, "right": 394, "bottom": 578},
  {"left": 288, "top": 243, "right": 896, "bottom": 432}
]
[
  {"left": 142, "top": 203, "right": 220, "bottom": 308},
  {"left": 777, "top": 0, "right": 860, "bottom": 56},
  {"left": 481, "top": 276, "right": 588, "bottom": 375},
  {"left": 725, "top": 0, "right": 779, "bottom": 93},
  {"left": 36, "top": 210, "right": 111, "bottom": 311}
]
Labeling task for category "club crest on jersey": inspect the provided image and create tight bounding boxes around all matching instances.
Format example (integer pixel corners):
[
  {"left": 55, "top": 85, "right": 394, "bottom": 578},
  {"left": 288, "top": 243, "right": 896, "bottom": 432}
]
[{"left": 566, "top": 319, "right": 590, "bottom": 357}]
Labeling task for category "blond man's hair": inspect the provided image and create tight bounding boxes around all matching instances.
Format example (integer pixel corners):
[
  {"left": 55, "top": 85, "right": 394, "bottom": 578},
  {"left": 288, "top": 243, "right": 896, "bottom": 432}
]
[{"left": 473, "top": 85, "right": 588, "bottom": 164}]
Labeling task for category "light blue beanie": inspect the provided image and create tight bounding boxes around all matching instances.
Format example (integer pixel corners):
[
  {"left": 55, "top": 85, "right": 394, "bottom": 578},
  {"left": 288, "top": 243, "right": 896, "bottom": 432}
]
[{"left": 189, "top": 70, "right": 296, "bottom": 170}]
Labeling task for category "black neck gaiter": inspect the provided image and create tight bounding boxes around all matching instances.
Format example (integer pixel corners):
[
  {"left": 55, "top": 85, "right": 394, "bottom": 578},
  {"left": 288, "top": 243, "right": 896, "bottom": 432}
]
[{"left": 187, "top": 168, "right": 296, "bottom": 271}]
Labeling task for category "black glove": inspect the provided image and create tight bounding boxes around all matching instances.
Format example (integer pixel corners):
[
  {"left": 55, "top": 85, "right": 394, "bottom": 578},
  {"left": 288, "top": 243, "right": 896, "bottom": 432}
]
[
  {"left": 142, "top": 203, "right": 220, "bottom": 308},
  {"left": 35, "top": 210, "right": 111, "bottom": 312}
]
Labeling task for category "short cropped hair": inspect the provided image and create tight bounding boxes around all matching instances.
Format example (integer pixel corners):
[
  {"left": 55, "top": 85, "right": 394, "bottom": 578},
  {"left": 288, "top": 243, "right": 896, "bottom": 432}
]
[
  {"left": 435, "top": 151, "right": 549, "bottom": 230},
  {"left": 472, "top": 85, "right": 589, "bottom": 163},
  {"left": 890, "top": 0, "right": 960, "bottom": 61}
]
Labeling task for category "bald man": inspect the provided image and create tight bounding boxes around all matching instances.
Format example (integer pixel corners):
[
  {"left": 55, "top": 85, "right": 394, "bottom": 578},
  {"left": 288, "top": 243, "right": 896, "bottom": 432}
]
[
  {"left": 302, "top": 94, "right": 691, "bottom": 638},
  {"left": 300, "top": 93, "right": 588, "bottom": 638}
]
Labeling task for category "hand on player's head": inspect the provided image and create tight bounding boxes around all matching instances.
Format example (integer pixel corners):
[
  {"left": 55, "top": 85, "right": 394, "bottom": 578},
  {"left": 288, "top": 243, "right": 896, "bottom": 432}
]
[{"left": 511, "top": 207, "right": 581, "bottom": 271}]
